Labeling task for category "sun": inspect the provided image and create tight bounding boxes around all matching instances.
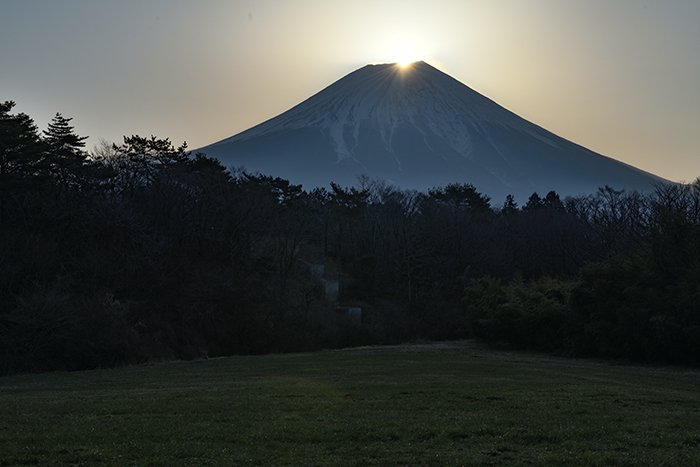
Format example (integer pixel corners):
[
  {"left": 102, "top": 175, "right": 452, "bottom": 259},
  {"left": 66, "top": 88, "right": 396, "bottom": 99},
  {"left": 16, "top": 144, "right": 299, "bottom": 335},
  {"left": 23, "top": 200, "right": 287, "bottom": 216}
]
[
  {"left": 371, "top": 35, "right": 434, "bottom": 69},
  {"left": 389, "top": 42, "right": 421, "bottom": 68}
]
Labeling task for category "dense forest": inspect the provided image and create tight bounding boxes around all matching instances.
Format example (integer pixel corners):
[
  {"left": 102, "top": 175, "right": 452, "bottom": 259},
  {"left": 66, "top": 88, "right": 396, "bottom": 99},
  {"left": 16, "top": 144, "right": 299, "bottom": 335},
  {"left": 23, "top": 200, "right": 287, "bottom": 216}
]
[{"left": 2, "top": 101, "right": 700, "bottom": 374}]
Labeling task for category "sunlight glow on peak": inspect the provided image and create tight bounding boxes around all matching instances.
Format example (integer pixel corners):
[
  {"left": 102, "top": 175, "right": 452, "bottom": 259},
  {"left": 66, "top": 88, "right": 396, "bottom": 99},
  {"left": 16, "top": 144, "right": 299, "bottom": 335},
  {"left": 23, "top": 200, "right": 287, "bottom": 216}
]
[{"left": 387, "top": 42, "right": 422, "bottom": 69}]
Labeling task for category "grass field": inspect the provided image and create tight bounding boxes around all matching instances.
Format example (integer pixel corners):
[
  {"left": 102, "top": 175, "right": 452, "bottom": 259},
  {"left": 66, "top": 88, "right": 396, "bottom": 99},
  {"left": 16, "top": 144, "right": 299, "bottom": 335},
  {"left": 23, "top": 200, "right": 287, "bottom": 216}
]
[{"left": 2, "top": 341, "right": 700, "bottom": 466}]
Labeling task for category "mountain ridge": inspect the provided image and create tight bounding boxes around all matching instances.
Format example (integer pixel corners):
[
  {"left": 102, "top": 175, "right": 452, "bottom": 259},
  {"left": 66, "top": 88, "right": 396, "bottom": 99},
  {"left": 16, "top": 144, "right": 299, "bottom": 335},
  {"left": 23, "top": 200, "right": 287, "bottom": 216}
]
[{"left": 199, "top": 61, "right": 666, "bottom": 201}]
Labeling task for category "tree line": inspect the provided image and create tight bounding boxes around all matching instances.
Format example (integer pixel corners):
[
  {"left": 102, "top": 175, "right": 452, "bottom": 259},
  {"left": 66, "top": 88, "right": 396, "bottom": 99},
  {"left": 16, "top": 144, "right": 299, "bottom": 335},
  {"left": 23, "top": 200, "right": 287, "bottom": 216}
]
[{"left": 2, "top": 101, "right": 699, "bottom": 374}]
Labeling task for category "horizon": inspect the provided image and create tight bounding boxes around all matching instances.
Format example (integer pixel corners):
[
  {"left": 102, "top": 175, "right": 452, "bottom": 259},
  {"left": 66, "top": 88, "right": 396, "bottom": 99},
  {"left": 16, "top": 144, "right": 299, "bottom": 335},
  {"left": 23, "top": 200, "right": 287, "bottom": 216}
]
[{"left": 2, "top": 0, "right": 699, "bottom": 182}]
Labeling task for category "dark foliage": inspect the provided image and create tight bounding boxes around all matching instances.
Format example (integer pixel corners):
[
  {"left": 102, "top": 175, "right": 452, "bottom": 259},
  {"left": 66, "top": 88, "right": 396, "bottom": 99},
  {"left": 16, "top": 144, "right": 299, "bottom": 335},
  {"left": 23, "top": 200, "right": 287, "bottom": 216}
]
[
  {"left": 1, "top": 102, "right": 698, "bottom": 373},
  {"left": 464, "top": 183, "right": 700, "bottom": 364}
]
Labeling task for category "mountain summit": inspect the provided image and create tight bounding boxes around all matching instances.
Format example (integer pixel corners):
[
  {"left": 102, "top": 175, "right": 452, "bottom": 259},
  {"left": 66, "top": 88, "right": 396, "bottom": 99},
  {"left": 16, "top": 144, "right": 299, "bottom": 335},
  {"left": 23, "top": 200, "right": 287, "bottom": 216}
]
[{"left": 200, "top": 61, "right": 664, "bottom": 200}]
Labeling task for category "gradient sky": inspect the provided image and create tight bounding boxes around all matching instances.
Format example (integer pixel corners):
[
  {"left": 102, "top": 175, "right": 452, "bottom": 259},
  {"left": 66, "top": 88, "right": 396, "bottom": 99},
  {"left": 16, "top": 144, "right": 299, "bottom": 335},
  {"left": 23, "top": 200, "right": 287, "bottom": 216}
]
[{"left": 2, "top": 0, "right": 699, "bottom": 182}]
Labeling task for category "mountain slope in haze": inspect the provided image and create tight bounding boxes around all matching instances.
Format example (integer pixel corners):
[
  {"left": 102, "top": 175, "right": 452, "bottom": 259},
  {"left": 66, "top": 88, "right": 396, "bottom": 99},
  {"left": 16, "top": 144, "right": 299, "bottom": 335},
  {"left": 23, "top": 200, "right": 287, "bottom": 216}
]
[{"left": 199, "top": 61, "right": 666, "bottom": 201}]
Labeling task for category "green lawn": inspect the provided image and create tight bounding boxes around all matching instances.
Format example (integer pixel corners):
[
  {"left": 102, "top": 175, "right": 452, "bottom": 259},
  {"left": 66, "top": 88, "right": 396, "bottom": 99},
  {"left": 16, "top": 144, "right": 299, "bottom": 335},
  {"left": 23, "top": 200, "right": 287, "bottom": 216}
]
[{"left": 2, "top": 341, "right": 700, "bottom": 466}]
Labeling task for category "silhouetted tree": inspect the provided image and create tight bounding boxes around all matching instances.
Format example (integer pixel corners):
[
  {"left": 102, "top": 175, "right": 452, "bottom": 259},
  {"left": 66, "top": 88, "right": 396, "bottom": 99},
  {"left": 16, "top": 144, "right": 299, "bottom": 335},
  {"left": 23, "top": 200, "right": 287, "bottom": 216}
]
[
  {"left": 43, "top": 112, "right": 87, "bottom": 170},
  {"left": 429, "top": 182, "right": 491, "bottom": 212},
  {"left": 0, "top": 101, "right": 45, "bottom": 179},
  {"left": 543, "top": 190, "right": 564, "bottom": 210},
  {"left": 523, "top": 192, "right": 543, "bottom": 211},
  {"left": 501, "top": 194, "right": 518, "bottom": 215}
]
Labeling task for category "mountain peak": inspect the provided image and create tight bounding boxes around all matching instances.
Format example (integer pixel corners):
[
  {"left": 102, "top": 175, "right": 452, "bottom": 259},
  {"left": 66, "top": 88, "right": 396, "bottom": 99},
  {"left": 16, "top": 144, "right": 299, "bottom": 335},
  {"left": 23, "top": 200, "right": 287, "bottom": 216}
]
[
  {"left": 199, "top": 63, "right": 665, "bottom": 200},
  {"left": 367, "top": 60, "right": 428, "bottom": 68}
]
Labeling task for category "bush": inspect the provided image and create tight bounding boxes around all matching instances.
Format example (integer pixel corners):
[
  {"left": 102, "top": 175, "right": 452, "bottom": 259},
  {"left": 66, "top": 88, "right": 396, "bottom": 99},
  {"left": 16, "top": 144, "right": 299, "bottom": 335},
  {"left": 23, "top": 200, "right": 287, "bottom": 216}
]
[{"left": 464, "top": 276, "right": 574, "bottom": 352}]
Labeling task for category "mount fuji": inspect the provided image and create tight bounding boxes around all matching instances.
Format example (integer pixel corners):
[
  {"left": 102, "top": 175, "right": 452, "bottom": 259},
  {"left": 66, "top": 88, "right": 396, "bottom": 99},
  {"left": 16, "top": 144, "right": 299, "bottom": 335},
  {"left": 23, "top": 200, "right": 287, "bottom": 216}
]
[{"left": 199, "top": 61, "right": 665, "bottom": 201}]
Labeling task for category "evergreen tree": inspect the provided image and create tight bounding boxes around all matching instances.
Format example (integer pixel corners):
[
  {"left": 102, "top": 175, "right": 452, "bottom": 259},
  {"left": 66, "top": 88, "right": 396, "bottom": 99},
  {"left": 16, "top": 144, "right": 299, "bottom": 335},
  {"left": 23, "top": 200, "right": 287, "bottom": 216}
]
[
  {"left": 428, "top": 183, "right": 491, "bottom": 212},
  {"left": 0, "top": 101, "right": 48, "bottom": 224},
  {"left": 114, "top": 135, "right": 189, "bottom": 185},
  {"left": 523, "top": 192, "right": 543, "bottom": 211},
  {"left": 543, "top": 190, "right": 564, "bottom": 210},
  {"left": 501, "top": 194, "right": 518, "bottom": 214},
  {"left": 0, "top": 101, "right": 45, "bottom": 178},
  {"left": 43, "top": 112, "right": 88, "bottom": 182}
]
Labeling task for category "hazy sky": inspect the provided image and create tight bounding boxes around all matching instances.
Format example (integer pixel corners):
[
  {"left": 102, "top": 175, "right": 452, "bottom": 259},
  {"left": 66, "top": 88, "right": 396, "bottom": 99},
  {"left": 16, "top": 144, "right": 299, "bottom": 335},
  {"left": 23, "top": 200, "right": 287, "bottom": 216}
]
[{"left": 2, "top": 0, "right": 699, "bottom": 182}]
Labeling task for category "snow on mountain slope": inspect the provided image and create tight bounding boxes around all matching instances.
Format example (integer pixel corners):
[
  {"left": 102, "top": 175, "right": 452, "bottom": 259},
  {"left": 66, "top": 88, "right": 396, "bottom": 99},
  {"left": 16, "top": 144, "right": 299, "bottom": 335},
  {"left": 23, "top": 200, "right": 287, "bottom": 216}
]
[{"left": 199, "top": 61, "right": 666, "bottom": 202}]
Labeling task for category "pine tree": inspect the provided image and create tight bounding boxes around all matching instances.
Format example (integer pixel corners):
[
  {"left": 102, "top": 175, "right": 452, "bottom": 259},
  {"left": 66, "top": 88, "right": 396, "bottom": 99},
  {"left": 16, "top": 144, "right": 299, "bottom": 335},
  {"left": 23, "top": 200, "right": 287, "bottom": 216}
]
[
  {"left": 43, "top": 112, "right": 88, "bottom": 181},
  {"left": 428, "top": 183, "right": 491, "bottom": 212},
  {"left": 523, "top": 192, "right": 544, "bottom": 211},
  {"left": 112, "top": 135, "right": 190, "bottom": 186},
  {"left": 0, "top": 101, "right": 45, "bottom": 178},
  {"left": 543, "top": 190, "right": 564, "bottom": 210},
  {"left": 501, "top": 194, "right": 518, "bottom": 214}
]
